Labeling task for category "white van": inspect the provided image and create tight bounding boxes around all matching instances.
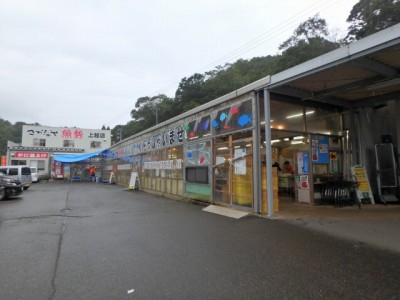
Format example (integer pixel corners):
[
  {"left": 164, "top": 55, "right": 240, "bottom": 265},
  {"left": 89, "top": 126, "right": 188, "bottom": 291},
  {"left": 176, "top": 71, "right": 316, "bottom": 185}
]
[
  {"left": 0, "top": 166, "right": 32, "bottom": 190},
  {"left": 30, "top": 167, "right": 39, "bottom": 183}
]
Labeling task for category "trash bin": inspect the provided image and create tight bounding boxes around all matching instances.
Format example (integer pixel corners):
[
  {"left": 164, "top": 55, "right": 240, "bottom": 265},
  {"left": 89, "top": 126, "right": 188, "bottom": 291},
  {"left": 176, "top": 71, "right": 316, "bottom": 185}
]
[{"left": 96, "top": 176, "right": 100, "bottom": 183}]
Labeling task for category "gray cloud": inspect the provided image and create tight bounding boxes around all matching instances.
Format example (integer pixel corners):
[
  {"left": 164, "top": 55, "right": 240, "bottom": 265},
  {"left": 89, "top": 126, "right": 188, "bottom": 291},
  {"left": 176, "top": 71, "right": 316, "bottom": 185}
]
[{"left": 0, "top": 0, "right": 356, "bottom": 129}]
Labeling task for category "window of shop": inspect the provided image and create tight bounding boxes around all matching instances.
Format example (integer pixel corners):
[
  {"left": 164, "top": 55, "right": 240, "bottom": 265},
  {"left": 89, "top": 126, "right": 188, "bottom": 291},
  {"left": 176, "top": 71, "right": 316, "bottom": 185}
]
[
  {"left": 168, "top": 147, "right": 183, "bottom": 179},
  {"left": 33, "top": 138, "right": 46, "bottom": 147},
  {"left": 142, "top": 146, "right": 183, "bottom": 195},
  {"left": 184, "top": 142, "right": 211, "bottom": 169},
  {"left": 269, "top": 100, "right": 305, "bottom": 132},
  {"left": 185, "top": 115, "right": 211, "bottom": 140},
  {"left": 186, "top": 166, "right": 208, "bottom": 184},
  {"left": 90, "top": 141, "right": 101, "bottom": 148},
  {"left": 184, "top": 141, "right": 212, "bottom": 201},
  {"left": 306, "top": 107, "right": 342, "bottom": 135},
  {"left": 143, "top": 151, "right": 157, "bottom": 178},
  {"left": 142, "top": 148, "right": 183, "bottom": 179},
  {"left": 10, "top": 160, "right": 27, "bottom": 165},
  {"left": 38, "top": 161, "right": 45, "bottom": 171},
  {"left": 63, "top": 140, "right": 75, "bottom": 147},
  {"left": 212, "top": 100, "right": 253, "bottom": 134}
]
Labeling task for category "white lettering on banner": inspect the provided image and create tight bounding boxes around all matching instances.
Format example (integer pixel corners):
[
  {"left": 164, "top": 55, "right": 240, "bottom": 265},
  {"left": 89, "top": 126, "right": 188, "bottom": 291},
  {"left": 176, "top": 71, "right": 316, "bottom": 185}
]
[
  {"left": 129, "top": 125, "right": 186, "bottom": 155},
  {"left": 117, "top": 164, "right": 131, "bottom": 170},
  {"left": 15, "top": 152, "right": 49, "bottom": 159},
  {"left": 144, "top": 159, "right": 183, "bottom": 170}
]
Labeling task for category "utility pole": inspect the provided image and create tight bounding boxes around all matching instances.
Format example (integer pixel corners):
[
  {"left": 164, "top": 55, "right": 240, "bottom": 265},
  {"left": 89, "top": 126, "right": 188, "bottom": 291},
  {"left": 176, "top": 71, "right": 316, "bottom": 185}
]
[{"left": 147, "top": 104, "right": 159, "bottom": 125}]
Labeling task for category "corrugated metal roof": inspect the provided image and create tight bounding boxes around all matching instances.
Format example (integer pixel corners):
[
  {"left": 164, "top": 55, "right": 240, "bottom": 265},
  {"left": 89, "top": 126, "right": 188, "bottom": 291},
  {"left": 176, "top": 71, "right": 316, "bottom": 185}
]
[{"left": 266, "top": 24, "right": 400, "bottom": 108}]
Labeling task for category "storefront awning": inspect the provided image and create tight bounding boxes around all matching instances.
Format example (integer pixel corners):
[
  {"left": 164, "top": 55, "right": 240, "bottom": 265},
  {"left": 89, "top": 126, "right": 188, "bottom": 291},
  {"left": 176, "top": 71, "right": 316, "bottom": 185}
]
[{"left": 54, "top": 149, "right": 109, "bottom": 163}]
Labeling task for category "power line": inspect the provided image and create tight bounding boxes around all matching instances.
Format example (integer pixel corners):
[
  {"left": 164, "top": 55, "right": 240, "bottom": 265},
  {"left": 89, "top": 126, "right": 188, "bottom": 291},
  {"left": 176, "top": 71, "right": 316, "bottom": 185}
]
[
  {"left": 198, "top": 0, "right": 340, "bottom": 72},
  {"left": 106, "top": 0, "right": 346, "bottom": 128}
]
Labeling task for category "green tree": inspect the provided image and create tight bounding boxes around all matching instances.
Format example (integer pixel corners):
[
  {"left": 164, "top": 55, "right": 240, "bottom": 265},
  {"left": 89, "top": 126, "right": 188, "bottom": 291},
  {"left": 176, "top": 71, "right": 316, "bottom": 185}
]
[
  {"left": 119, "top": 12, "right": 372, "bottom": 138},
  {"left": 0, "top": 118, "right": 14, "bottom": 156},
  {"left": 175, "top": 73, "right": 207, "bottom": 112},
  {"left": 0, "top": 119, "right": 39, "bottom": 156},
  {"left": 203, "top": 57, "right": 278, "bottom": 100},
  {"left": 131, "top": 94, "right": 174, "bottom": 125},
  {"left": 278, "top": 14, "right": 339, "bottom": 70},
  {"left": 123, "top": 94, "right": 176, "bottom": 138},
  {"left": 111, "top": 125, "right": 124, "bottom": 144},
  {"left": 279, "top": 14, "right": 330, "bottom": 51},
  {"left": 346, "top": 0, "right": 400, "bottom": 42}
]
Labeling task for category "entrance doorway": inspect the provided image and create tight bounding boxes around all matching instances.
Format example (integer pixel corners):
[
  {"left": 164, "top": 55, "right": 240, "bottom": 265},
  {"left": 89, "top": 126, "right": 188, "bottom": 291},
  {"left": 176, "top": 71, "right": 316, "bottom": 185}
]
[
  {"left": 262, "top": 130, "right": 311, "bottom": 205},
  {"left": 213, "top": 133, "right": 253, "bottom": 208}
]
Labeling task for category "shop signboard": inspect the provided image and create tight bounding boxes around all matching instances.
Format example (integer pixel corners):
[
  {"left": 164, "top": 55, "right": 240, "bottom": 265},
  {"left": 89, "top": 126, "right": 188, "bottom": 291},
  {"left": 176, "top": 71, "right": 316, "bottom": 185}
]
[
  {"left": 350, "top": 165, "right": 375, "bottom": 204},
  {"left": 15, "top": 152, "right": 49, "bottom": 159}
]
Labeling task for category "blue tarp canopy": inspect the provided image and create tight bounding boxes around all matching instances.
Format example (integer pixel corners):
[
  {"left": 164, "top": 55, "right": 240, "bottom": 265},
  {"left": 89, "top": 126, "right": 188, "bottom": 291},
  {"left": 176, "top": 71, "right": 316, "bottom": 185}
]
[{"left": 54, "top": 149, "right": 108, "bottom": 163}]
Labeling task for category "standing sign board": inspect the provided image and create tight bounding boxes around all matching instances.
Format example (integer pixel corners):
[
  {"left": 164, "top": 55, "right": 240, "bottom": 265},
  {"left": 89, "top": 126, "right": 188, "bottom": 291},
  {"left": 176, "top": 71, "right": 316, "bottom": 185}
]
[
  {"left": 109, "top": 172, "right": 116, "bottom": 184},
  {"left": 129, "top": 172, "right": 140, "bottom": 190},
  {"left": 350, "top": 165, "right": 375, "bottom": 204}
]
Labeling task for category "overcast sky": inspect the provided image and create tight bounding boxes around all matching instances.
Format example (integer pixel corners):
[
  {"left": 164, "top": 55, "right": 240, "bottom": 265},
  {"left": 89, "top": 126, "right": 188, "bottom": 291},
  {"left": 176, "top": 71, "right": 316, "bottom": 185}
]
[{"left": 0, "top": 0, "right": 358, "bottom": 130}]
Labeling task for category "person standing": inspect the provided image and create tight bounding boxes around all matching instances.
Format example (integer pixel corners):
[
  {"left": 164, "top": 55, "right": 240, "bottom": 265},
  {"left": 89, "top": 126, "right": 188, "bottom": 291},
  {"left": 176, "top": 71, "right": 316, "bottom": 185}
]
[
  {"left": 89, "top": 166, "right": 96, "bottom": 181},
  {"left": 283, "top": 161, "right": 294, "bottom": 174}
]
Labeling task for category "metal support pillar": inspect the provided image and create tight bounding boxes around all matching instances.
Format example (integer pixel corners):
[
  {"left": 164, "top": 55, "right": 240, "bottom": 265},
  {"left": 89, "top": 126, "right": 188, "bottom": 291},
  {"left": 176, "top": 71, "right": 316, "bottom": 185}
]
[{"left": 263, "top": 88, "right": 274, "bottom": 217}]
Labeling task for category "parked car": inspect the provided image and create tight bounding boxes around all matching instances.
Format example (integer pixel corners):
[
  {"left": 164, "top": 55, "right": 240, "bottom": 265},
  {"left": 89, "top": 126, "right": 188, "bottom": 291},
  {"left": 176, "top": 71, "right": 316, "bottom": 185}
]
[
  {"left": 0, "top": 165, "right": 32, "bottom": 190},
  {"left": 0, "top": 186, "right": 5, "bottom": 200},
  {"left": 0, "top": 172, "right": 23, "bottom": 199},
  {"left": 30, "top": 167, "right": 38, "bottom": 183}
]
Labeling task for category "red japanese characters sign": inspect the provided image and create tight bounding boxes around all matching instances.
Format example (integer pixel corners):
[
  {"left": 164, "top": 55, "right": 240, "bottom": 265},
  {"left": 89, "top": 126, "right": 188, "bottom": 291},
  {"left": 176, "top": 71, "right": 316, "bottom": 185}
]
[
  {"left": 61, "top": 129, "right": 83, "bottom": 139},
  {"left": 15, "top": 152, "right": 49, "bottom": 159}
]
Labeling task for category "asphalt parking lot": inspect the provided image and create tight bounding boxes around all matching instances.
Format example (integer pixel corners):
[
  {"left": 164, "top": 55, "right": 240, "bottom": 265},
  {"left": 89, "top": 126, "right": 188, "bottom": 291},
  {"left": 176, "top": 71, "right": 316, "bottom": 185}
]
[{"left": 0, "top": 181, "right": 399, "bottom": 300}]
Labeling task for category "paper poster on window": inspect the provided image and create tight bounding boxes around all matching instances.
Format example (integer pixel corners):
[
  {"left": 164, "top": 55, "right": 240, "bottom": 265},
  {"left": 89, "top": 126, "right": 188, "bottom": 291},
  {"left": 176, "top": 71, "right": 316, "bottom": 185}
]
[
  {"left": 295, "top": 175, "right": 309, "bottom": 190},
  {"left": 312, "top": 139, "right": 318, "bottom": 147},
  {"left": 319, "top": 143, "right": 328, "bottom": 154},
  {"left": 234, "top": 148, "right": 246, "bottom": 175},
  {"left": 330, "top": 152, "right": 337, "bottom": 161},
  {"left": 216, "top": 156, "right": 225, "bottom": 166},
  {"left": 312, "top": 147, "right": 319, "bottom": 162},
  {"left": 311, "top": 135, "right": 329, "bottom": 164},
  {"left": 297, "top": 151, "right": 309, "bottom": 174}
]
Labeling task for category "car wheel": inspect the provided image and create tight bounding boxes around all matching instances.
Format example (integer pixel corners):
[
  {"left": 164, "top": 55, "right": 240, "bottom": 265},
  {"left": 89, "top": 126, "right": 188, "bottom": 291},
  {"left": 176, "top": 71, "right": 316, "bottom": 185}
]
[
  {"left": 23, "top": 186, "right": 29, "bottom": 190},
  {"left": 0, "top": 188, "right": 5, "bottom": 200}
]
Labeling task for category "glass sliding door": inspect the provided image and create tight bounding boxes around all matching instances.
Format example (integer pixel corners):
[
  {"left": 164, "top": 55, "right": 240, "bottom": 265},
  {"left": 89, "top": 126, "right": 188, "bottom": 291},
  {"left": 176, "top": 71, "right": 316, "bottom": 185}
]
[
  {"left": 214, "top": 136, "right": 231, "bottom": 204},
  {"left": 232, "top": 137, "right": 253, "bottom": 207},
  {"left": 213, "top": 133, "right": 253, "bottom": 208}
]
